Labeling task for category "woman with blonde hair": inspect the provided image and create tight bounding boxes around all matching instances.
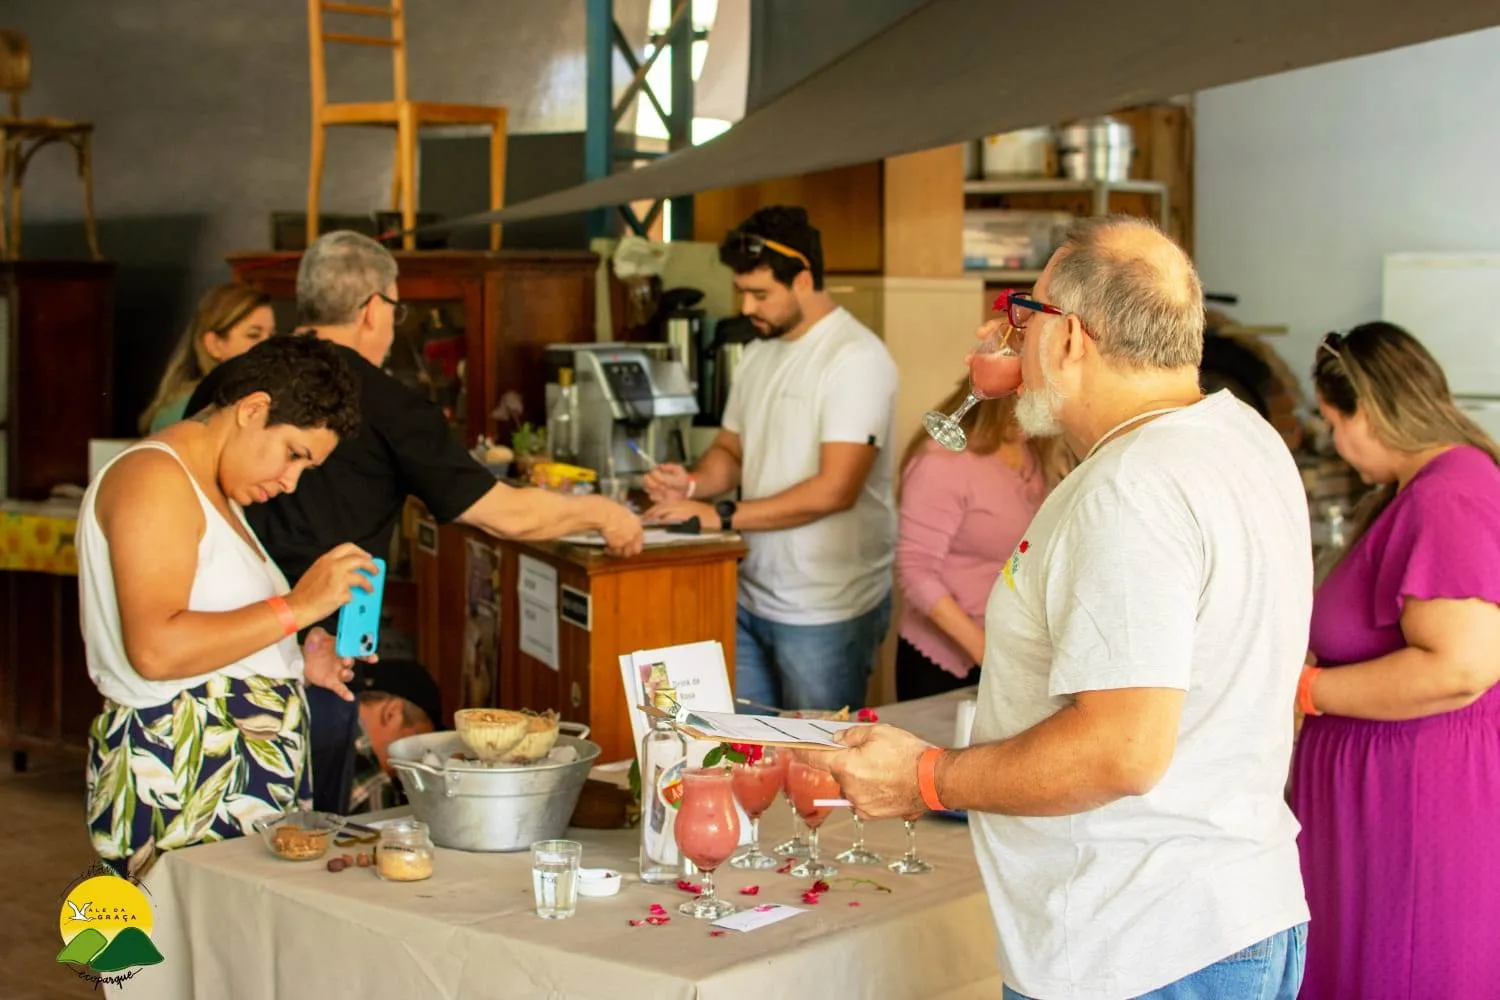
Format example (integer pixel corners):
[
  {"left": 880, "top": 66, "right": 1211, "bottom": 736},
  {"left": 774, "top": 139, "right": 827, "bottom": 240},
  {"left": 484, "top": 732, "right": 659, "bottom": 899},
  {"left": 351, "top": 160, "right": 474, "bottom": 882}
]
[
  {"left": 1293, "top": 321, "right": 1500, "bottom": 999},
  {"left": 139, "top": 283, "right": 275, "bottom": 433},
  {"left": 894, "top": 379, "right": 1072, "bottom": 700}
]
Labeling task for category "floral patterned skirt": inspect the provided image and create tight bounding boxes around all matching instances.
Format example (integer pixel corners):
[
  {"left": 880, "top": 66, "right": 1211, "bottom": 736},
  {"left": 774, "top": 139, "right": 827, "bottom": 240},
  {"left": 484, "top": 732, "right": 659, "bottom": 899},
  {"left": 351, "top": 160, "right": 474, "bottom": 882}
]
[{"left": 86, "top": 674, "right": 313, "bottom": 876}]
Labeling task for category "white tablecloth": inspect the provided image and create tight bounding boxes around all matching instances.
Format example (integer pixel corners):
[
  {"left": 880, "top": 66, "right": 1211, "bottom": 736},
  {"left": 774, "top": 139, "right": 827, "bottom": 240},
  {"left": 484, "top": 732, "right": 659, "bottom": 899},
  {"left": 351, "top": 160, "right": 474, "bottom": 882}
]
[{"left": 129, "top": 691, "right": 1001, "bottom": 999}]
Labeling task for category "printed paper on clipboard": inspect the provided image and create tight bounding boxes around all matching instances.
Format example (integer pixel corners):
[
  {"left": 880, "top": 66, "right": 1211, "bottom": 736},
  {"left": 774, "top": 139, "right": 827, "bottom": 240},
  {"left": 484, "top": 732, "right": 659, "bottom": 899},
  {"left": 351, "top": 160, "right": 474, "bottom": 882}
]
[{"left": 639, "top": 704, "right": 868, "bottom": 749}]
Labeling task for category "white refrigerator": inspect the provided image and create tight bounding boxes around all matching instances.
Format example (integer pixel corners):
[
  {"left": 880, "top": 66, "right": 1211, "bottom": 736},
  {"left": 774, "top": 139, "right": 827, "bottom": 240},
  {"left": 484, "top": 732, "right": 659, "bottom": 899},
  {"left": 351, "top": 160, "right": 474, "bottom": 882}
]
[{"left": 1383, "top": 253, "right": 1500, "bottom": 441}]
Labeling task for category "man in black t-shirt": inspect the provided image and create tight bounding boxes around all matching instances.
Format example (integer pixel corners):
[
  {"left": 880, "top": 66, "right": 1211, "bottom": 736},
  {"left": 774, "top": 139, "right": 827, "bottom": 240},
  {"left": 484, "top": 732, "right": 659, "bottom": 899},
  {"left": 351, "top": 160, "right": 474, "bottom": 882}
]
[
  {"left": 188, "top": 231, "right": 643, "bottom": 594},
  {"left": 187, "top": 232, "right": 643, "bottom": 797}
]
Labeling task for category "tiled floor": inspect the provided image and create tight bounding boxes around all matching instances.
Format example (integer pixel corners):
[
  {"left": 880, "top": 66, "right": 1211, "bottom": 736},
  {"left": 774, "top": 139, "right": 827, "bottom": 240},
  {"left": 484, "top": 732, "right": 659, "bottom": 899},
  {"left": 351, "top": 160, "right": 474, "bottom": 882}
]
[{"left": 1, "top": 753, "right": 99, "bottom": 1000}]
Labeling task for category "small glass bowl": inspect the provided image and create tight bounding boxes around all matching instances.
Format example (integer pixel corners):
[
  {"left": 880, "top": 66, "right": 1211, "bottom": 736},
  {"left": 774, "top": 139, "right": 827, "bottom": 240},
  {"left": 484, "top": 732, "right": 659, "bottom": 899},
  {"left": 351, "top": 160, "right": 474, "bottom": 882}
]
[{"left": 253, "top": 810, "right": 342, "bottom": 862}]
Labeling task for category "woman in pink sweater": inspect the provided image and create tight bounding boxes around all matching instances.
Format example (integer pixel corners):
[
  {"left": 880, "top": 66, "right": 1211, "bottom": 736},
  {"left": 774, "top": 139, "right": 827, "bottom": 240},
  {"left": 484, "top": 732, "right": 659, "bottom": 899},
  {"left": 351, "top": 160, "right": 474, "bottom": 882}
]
[{"left": 895, "top": 380, "right": 1071, "bottom": 700}]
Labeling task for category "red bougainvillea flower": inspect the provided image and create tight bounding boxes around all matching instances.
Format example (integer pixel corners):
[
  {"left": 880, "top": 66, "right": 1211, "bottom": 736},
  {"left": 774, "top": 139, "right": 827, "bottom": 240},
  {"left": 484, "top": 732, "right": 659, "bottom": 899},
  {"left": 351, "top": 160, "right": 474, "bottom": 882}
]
[
  {"left": 675, "top": 878, "right": 702, "bottom": 894},
  {"left": 645, "top": 915, "right": 671, "bottom": 926},
  {"left": 848, "top": 901, "right": 862, "bottom": 907},
  {"left": 754, "top": 903, "right": 775, "bottom": 912},
  {"left": 649, "top": 903, "right": 668, "bottom": 916},
  {"left": 811, "top": 880, "right": 831, "bottom": 894},
  {"left": 738, "top": 885, "right": 760, "bottom": 895},
  {"left": 776, "top": 858, "right": 794, "bottom": 874},
  {"left": 629, "top": 919, "right": 645, "bottom": 927},
  {"left": 800, "top": 890, "right": 822, "bottom": 904},
  {"left": 709, "top": 929, "right": 728, "bottom": 937},
  {"left": 728, "top": 742, "right": 764, "bottom": 764},
  {"left": 856, "top": 708, "right": 879, "bottom": 723}
]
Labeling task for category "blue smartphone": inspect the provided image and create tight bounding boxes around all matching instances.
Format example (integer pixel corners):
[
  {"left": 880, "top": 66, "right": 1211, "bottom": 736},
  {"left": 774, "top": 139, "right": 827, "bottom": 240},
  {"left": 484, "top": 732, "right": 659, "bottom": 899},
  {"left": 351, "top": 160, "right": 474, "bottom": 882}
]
[{"left": 335, "top": 557, "right": 386, "bottom": 659}]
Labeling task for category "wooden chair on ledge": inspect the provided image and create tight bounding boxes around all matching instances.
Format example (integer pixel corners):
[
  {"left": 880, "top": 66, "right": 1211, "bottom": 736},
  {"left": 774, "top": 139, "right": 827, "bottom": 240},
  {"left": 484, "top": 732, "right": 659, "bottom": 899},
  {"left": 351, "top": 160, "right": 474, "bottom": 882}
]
[
  {"left": 307, "top": 0, "right": 508, "bottom": 251},
  {"left": 0, "top": 29, "right": 101, "bottom": 260}
]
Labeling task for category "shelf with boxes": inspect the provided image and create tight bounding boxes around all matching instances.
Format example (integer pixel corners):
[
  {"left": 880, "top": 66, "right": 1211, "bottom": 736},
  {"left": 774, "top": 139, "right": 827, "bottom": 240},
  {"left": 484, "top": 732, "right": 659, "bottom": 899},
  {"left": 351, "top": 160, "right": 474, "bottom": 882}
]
[{"left": 962, "top": 106, "right": 1193, "bottom": 287}]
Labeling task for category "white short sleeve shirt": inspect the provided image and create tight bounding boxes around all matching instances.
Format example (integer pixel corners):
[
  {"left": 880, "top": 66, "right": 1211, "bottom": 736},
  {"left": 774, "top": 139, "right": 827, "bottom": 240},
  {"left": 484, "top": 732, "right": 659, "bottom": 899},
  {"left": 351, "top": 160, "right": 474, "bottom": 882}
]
[
  {"left": 721, "top": 306, "right": 897, "bottom": 625},
  {"left": 970, "top": 392, "right": 1313, "bottom": 999}
]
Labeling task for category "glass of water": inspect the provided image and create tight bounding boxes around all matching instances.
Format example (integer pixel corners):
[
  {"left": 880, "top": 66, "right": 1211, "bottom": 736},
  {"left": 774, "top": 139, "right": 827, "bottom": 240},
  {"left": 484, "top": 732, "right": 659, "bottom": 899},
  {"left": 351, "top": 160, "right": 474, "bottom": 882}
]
[{"left": 531, "top": 839, "right": 582, "bottom": 919}]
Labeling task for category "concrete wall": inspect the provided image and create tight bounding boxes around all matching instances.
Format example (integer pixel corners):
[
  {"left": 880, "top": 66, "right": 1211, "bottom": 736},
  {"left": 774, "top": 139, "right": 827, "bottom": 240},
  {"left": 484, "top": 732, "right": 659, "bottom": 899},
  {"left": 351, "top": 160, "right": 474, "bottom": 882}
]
[
  {"left": 8, "top": 0, "right": 646, "bottom": 431},
  {"left": 1194, "top": 25, "right": 1500, "bottom": 396}
]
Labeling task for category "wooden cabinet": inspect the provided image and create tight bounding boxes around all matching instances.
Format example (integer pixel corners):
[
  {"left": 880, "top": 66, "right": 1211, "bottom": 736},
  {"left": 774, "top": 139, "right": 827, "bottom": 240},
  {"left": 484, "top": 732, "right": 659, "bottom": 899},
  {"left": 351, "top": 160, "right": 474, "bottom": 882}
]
[
  {"left": 225, "top": 250, "right": 599, "bottom": 441},
  {"left": 408, "top": 505, "right": 746, "bottom": 762},
  {"left": 2, "top": 260, "right": 116, "bottom": 499}
]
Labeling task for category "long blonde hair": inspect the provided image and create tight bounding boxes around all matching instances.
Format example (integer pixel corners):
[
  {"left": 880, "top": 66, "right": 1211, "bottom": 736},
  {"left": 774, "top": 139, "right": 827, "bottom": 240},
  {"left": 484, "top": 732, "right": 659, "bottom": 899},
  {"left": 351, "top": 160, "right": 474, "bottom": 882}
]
[
  {"left": 139, "top": 283, "right": 271, "bottom": 433},
  {"left": 1314, "top": 321, "right": 1500, "bottom": 579},
  {"left": 898, "top": 379, "right": 1074, "bottom": 494}
]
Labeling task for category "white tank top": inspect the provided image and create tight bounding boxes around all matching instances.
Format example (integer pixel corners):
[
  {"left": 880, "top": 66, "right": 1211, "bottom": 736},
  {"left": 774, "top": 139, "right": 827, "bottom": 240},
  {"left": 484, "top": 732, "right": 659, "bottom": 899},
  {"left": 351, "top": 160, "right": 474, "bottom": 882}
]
[{"left": 77, "top": 440, "right": 302, "bottom": 709}]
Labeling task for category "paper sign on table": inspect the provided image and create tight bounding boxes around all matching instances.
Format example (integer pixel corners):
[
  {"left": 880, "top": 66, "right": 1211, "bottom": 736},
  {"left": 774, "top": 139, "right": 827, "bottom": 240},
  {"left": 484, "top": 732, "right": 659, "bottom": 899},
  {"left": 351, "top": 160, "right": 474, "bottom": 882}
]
[
  {"left": 711, "top": 904, "right": 806, "bottom": 932},
  {"left": 641, "top": 705, "right": 868, "bottom": 749}
]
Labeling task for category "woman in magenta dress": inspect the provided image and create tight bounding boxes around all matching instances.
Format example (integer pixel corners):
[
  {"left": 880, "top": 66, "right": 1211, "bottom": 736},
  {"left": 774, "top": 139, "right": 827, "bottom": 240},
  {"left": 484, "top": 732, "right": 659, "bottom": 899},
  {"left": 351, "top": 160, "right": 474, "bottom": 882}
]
[{"left": 1293, "top": 322, "right": 1500, "bottom": 999}]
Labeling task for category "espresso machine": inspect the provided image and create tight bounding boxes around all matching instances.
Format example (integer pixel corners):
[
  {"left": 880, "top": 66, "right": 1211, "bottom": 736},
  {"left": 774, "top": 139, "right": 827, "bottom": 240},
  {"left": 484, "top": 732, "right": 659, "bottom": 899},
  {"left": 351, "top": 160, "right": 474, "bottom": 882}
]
[{"left": 542, "top": 343, "right": 698, "bottom": 487}]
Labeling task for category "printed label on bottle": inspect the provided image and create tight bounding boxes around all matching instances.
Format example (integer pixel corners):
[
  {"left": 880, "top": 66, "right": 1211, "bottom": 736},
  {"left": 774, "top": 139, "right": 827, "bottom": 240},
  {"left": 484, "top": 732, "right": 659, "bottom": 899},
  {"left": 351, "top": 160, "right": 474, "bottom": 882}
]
[{"left": 655, "top": 759, "right": 686, "bottom": 812}]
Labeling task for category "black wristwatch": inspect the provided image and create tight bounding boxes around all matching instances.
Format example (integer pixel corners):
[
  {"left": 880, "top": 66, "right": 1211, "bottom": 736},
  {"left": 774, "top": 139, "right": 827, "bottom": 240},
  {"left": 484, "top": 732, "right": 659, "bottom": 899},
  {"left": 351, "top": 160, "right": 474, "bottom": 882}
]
[{"left": 715, "top": 499, "right": 738, "bottom": 532}]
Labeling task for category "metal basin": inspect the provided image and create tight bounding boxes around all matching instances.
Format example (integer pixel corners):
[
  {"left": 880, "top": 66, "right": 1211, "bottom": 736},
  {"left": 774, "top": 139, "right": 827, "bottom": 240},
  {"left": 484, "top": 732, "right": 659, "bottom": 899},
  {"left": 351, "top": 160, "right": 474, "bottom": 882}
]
[{"left": 387, "top": 722, "right": 601, "bottom": 852}]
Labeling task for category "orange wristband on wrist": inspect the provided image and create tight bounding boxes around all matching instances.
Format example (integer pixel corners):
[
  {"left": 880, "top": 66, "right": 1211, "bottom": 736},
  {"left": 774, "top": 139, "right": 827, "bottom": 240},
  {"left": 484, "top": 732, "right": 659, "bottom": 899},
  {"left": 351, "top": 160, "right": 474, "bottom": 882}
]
[
  {"left": 1297, "top": 665, "right": 1324, "bottom": 717},
  {"left": 266, "top": 595, "right": 298, "bottom": 638},
  {"left": 918, "top": 746, "right": 947, "bottom": 812}
]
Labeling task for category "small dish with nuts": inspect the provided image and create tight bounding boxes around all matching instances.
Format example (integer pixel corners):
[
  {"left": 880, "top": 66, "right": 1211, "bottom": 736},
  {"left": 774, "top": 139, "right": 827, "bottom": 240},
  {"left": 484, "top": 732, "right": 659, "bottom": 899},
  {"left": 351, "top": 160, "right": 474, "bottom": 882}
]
[{"left": 253, "top": 810, "right": 343, "bottom": 862}]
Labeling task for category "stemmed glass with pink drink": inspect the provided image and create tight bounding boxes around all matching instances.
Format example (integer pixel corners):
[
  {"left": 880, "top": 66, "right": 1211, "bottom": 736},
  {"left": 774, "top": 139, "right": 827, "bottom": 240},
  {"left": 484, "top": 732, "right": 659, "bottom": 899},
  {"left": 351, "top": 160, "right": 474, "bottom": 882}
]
[
  {"left": 730, "top": 747, "right": 788, "bottom": 870},
  {"left": 786, "top": 761, "right": 840, "bottom": 879},
  {"left": 923, "top": 292, "right": 1030, "bottom": 452},
  {"left": 673, "top": 768, "right": 742, "bottom": 919}
]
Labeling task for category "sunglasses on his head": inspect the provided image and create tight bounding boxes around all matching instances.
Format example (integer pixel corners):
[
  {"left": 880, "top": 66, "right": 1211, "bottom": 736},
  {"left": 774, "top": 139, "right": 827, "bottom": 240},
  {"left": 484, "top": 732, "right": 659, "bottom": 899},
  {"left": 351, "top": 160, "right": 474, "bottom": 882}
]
[{"left": 733, "top": 232, "right": 812, "bottom": 271}]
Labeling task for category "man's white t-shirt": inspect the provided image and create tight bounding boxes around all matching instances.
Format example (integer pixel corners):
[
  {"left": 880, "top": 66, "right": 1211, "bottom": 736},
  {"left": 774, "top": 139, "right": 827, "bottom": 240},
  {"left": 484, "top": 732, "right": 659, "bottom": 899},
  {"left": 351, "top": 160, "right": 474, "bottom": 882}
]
[
  {"left": 721, "top": 306, "right": 897, "bottom": 625},
  {"left": 970, "top": 392, "right": 1312, "bottom": 1000}
]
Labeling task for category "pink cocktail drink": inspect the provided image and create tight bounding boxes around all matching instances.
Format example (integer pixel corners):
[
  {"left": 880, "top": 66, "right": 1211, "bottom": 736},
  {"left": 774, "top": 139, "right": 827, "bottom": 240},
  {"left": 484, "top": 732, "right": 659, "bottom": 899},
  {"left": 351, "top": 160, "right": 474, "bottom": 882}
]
[
  {"left": 970, "top": 351, "right": 1023, "bottom": 398},
  {"left": 731, "top": 748, "right": 788, "bottom": 870},
  {"left": 673, "top": 768, "right": 741, "bottom": 918},
  {"left": 786, "top": 761, "right": 840, "bottom": 879},
  {"left": 732, "top": 751, "right": 786, "bottom": 817}
]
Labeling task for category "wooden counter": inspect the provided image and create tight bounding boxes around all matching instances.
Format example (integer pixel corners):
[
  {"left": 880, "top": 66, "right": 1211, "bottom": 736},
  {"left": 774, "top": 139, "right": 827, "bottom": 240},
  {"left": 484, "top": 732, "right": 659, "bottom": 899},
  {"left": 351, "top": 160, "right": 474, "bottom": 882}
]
[{"left": 408, "top": 507, "right": 746, "bottom": 761}]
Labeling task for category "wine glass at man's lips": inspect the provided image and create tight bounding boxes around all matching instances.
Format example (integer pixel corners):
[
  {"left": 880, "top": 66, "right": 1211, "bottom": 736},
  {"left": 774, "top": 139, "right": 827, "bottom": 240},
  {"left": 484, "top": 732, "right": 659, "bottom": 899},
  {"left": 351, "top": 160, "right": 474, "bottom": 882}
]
[{"left": 922, "top": 295, "right": 1024, "bottom": 451}]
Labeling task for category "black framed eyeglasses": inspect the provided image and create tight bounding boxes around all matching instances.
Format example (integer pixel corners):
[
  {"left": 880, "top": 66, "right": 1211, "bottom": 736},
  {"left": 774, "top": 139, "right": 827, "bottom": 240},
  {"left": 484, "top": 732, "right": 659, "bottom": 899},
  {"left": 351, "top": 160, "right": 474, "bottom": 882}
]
[
  {"left": 363, "top": 291, "right": 408, "bottom": 326},
  {"left": 733, "top": 232, "right": 811, "bottom": 271}
]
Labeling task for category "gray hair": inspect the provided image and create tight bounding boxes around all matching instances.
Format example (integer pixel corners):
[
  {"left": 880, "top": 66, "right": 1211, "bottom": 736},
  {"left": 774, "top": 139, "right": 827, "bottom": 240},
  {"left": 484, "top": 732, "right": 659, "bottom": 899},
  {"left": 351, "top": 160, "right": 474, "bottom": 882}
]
[
  {"left": 1046, "top": 215, "right": 1203, "bottom": 370},
  {"left": 296, "top": 230, "right": 399, "bottom": 326}
]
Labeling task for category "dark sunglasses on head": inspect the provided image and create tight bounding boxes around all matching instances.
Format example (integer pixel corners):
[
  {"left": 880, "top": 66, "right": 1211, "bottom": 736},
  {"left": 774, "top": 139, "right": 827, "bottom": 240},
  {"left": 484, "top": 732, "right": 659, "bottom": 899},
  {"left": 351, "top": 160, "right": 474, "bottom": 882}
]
[{"left": 733, "top": 232, "right": 812, "bottom": 271}]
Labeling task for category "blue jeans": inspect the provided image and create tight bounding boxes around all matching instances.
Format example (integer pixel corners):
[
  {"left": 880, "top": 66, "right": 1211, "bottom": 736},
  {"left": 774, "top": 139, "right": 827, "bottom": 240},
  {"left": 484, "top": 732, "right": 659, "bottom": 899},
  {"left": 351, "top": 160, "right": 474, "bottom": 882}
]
[
  {"left": 1003, "top": 925, "right": 1306, "bottom": 1000},
  {"left": 735, "top": 592, "right": 892, "bottom": 713}
]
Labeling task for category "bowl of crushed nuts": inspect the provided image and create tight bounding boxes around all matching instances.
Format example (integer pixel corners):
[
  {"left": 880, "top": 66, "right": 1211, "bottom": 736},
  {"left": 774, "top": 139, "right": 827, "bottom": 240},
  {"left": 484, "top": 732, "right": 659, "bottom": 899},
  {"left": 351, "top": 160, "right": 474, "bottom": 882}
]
[{"left": 253, "top": 810, "right": 343, "bottom": 862}]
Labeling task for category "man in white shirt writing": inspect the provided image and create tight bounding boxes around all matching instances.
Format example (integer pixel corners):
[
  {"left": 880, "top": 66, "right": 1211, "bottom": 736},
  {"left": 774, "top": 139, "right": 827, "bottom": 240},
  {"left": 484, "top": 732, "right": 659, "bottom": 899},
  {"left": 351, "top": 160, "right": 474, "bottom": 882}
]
[
  {"left": 645, "top": 206, "right": 897, "bottom": 713},
  {"left": 810, "top": 216, "right": 1311, "bottom": 1000}
]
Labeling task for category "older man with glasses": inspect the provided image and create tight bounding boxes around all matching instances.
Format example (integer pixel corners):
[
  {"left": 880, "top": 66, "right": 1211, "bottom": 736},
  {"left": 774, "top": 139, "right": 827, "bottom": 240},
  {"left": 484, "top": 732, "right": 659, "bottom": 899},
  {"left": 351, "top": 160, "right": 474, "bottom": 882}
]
[
  {"left": 186, "top": 230, "right": 643, "bottom": 797},
  {"left": 807, "top": 216, "right": 1313, "bottom": 1000}
]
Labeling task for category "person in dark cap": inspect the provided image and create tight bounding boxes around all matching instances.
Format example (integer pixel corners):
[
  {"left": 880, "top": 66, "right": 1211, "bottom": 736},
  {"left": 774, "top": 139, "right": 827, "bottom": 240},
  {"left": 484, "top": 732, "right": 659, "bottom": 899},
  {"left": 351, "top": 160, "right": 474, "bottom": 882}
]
[{"left": 305, "top": 658, "right": 441, "bottom": 815}]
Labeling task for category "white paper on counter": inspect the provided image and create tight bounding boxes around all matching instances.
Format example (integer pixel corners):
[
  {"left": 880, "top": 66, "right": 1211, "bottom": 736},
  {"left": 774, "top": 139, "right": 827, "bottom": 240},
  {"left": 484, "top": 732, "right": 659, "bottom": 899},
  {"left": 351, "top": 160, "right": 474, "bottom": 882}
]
[{"left": 712, "top": 904, "right": 807, "bottom": 932}]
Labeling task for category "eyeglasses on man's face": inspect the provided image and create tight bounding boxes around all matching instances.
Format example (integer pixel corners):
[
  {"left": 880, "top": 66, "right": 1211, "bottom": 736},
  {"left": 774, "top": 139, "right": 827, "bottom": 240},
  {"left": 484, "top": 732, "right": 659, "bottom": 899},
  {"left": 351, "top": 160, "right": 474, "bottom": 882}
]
[{"left": 363, "top": 291, "right": 408, "bottom": 326}]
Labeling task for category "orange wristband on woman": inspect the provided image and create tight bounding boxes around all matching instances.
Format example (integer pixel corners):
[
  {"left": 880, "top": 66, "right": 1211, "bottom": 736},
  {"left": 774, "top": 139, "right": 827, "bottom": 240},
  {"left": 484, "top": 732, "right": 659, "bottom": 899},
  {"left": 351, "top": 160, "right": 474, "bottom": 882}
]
[
  {"left": 266, "top": 595, "right": 298, "bottom": 638},
  {"left": 1297, "top": 665, "right": 1324, "bottom": 717},
  {"left": 918, "top": 746, "right": 948, "bottom": 811}
]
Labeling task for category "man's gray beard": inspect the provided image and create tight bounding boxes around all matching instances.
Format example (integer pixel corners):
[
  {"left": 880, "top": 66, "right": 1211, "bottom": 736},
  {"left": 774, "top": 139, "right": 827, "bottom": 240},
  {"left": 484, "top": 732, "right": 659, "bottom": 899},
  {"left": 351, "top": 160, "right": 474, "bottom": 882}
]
[{"left": 1015, "top": 379, "right": 1064, "bottom": 438}]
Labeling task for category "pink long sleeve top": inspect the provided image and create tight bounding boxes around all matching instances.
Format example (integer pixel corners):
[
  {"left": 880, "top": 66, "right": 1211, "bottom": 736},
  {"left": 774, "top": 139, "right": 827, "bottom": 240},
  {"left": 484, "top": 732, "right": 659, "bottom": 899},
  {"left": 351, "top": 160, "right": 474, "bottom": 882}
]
[{"left": 896, "top": 441, "right": 1046, "bottom": 678}]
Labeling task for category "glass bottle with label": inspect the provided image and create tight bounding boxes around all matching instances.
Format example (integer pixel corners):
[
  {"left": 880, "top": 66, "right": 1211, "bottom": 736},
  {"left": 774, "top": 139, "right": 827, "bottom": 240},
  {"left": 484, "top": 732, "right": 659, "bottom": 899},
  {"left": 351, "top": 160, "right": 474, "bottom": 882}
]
[
  {"left": 639, "top": 685, "right": 688, "bottom": 884},
  {"left": 547, "top": 367, "right": 580, "bottom": 464}
]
